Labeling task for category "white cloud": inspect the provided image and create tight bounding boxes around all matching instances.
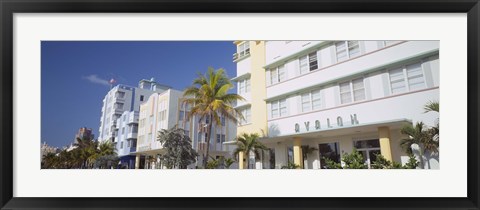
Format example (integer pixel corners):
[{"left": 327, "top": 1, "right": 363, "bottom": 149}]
[{"left": 83, "top": 74, "right": 110, "bottom": 86}]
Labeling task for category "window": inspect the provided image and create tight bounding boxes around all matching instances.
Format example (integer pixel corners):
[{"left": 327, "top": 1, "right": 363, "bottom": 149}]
[
  {"left": 217, "top": 134, "right": 221, "bottom": 143},
  {"left": 388, "top": 62, "right": 426, "bottom": 94},
  {"left": 269, "top": 65, "right": 286, "bottom": 85},
  {"left": 221, "top": 116, "right": 225, "bottom": 126},
  {"left": 128, "top": 140, "right": 132, "bottom": 147},
  {"left": 120, "top": 141, "right": 124, "bottom": 149},
  {"left": 205, "top": 116, "right": 210, "bottom": 124},
  {"left": 238, "top": 78, "right": 251, "bottom": 94},
  {"left": 354, "top": 139, "right": 381, "bottom": 169},
  {"left": 115, "top": 103, "right": 124, "bottom": 110},
  {"left": 221, "top": 134, "right": 225, "bottom": 143},
  {"left": 116, "top": 91, "right": 125, "bottom": 98},
  {"left": 308, "top": 52, "right": 318, "bottom": 71},
  {"left": 339, "top": 78, "right": 365, "bottom": 104},
  {"left": 287, "top": 146, "right": 294, "bottom": 163},
  {"left": 299, "top": 52, "right": 318, "bottom": 75},
  {"left": 239, "top": 107, "right": 251, "bottom": 125},
  {"left": 197, "top": 132, "right": 202, "bottom": 143},
  {"left": 204, "top": 133, "right": 208, "bottom": 142},
  {"left": 271, "top": 99, "right": 287, "bottom": 119},
  {"left": 140, "top": 95, "right": 144, "bottom": 101},
  {"left": 122, "top": 127, "right": 125, "bottom": 134},
  {"left": 301, "top": 89, "right": 321, "bottom": 113},
  {"left": 238, "top": 42, "right": 250, "bottom": 57},
  {"left": 319, "top": 143, "right": 340, "bottom": 169},
  {"left": 335, "top": 41, "right": 361, "bottom": 62}
]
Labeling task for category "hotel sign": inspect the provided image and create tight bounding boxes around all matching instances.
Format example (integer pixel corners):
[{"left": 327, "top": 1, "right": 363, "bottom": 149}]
[{"left": 294, "top": 114, "right": 359, "bottom": 133}]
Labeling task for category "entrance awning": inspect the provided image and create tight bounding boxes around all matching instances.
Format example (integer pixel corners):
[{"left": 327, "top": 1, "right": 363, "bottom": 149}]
[{"left": 260, "top": 118, "right": 412, "bottom": 144}]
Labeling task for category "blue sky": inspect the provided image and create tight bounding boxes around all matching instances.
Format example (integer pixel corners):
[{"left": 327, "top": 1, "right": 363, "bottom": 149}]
[{"left": 41, "top": 41, "right": 237, "bottom": 148}]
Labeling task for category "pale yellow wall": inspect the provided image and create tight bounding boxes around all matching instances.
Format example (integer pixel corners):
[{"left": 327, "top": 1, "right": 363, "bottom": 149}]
[{"left": 236, "top": 41, "right": 268, "bottom": 137}]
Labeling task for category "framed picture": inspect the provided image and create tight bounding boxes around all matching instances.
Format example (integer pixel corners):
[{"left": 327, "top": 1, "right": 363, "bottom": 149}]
[{"left": 1, "top": 0, "right": 479, "bottom": 209}]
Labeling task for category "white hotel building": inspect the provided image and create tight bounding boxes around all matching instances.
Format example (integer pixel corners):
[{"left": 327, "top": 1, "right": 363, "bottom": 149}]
[
  {"left": 233, "top": 40, "right": 439, "bottom": 169},
  {"left": 98, "top": 78, "right": 170, "bottom": 143},
  {"left": 134, "top": 89, "right": 237, "bottom": 169}
]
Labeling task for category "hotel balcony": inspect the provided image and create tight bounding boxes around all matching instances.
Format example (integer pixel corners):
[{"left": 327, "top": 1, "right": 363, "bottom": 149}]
[
  {"left": 127, "top": 113, "right": 139, "bottom": 125},
  {"left": 126, "top": 132, "right": 138, "bottom": 140},
  {"left": 233, "top": 51, "right": 250, "bottom": 62}
]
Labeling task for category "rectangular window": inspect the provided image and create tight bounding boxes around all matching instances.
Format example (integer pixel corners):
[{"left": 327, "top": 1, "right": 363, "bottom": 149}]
[
  {"left": 221, "top": 116, "right": 225, "bottom": 126},
  {"left": 245, "top": 79, "right": 251, "bottom": 93},
  {"left": 269, "top": 65, "right": 285, "bottom": 85},
  {"left": 116, "top": 91, "right": 125, "bottom": 98},
  {"left": 238, "top": 42, "right": 250, "bottom": 58},
  {"left": 389, "top": 61, "right": 425, "bottom": 94},
  {"left": 128, "top": 140, "right": 132, "bottom": 147},
  {"left": 311, "top": 90, "right": 321, "bottom": 110},
  {"left": 354, "top": 139, "right": 381, "bottom": 169},
  {"left": 319, "top": 143, "right": 340, "bottom": 169},
  {"left": 197, "top": 132, "right": 202, "bottom": 143},
  {"left": 204, "top": 133, "right": 208, "bottom": 142},
  {"left": 389, "top": 68, "right": 406, "bottom": 94},
  {"left": 238, "top": 80, "right": 245, "bottom": 94},
  {"left": 122, "top": 127, "right": 125, "bottom": 135},
  {"left": 339, "top": 81, "right": 352, "bottom": 104},
  {"left": 301, "top": 93, "right": 311, "bottom": 112},
  {"left": 301, "top": 89, "right": 322, "bottom": 113},
  {"left": 299, "top": 56, "right": 309, "bottom": 75},
  {"left": 336, "top": 41, "right": 361, "bottom": 62},
  {"left": 239, "top": 107, "right": 251, "bottom": 125},
  {"left": 221, "top": 134, "right": 226, "bottom": 143},
  {"left": 299, "top": 52, "right": 318, "bottom": 75},
  {"left": 217, "top": 134, "right": 221, "bottom": 143},
  {"left": 352, "top": 78, "right": 365, "bottom": 101},
  {"left": 140, "top": 95, "right": 144, "bottom": 101},
  {"left": 308, "top": 52, "right": 318, "bottom": 71},
  {"left": 271, "top": 101, "right": 279, "bottom": 119},
  {"left": 115, "top": 103, "right": 124, "bottom": 110},
  {"left": 120, "top": 142, "right": 123, "bottom": 149},
  {"left": 339, "top": 78, "right": 365, "bottom": 104},
  {"left": 271, "top": 99, "right": 287, "bottom": 119}
]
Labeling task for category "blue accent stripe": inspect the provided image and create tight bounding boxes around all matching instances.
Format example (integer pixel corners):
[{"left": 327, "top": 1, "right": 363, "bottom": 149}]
[{"left": 130, "top": 88, "right": 135, "bottom": 111}]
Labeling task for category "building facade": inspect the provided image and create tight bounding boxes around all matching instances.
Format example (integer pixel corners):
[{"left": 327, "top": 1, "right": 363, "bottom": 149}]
[
  {"left": 114, "top": 111, "right": 139, "bottom": 169},
  {"left": 98, "top": 78, "right": 170, "bottom": 143},
  {"left": 234, "top": 40, "right": 439, "bottom": 169},
  {"left": 75, "top": 127, "right": 94, "bottom": 141},
  {"left": 134, "top": 89, "right": 237, "bottom": 169}
]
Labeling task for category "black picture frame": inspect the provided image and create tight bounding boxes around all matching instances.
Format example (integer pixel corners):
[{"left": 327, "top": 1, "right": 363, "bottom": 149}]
[{"left": 1, "top": 0, "right": 479, "bottom": 209}]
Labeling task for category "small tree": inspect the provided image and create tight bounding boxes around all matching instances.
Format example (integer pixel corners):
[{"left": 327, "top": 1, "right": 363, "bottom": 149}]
[
  {"left": 342, "top": 149, "right": 368, "bottom": 169},
  {"left": 206, "top": 156, "right": 220, "bottom": 169},
  {"left": 224, "top": 158, "right": 235, "bottom": 169},
  {"left": 157, "top": 127, "right": 198, "bottom": 169},
  {"left": 281, "top": 162, "right": 300, "bottom": 169}
]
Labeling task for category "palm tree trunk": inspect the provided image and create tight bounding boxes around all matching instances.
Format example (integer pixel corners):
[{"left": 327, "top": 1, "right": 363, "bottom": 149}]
[{"left": 204, "top": 114, "right": 213, "bottom": 168}]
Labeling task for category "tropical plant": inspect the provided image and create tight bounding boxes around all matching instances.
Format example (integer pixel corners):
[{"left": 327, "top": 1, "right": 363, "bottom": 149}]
[
  {"left": 224, "top": 157, "right": 235, "bottom": 169},
  {"left": 233, "top": 133, "right": 268, "bottom": 169},
  {"left": 341, "top": 149, "right": 368, "bottom": 169},
  {"left": 371, "top": 154, "right": 403, "bottom": 169},
  {"left": 183, "top": 67, "right": 244, "bottom": 168},
  {"left": 94, "top": 154, "right": 119, "bottom": 169},
  {"left": 424, "top": 100, "right": 439, "bottom": 151},
  {"left": 400, "top": 122, "right": 438, "bottom": 156},
  {"left": 206, "top": 156, "right": 220, "bottom": 169},
  {"left": 157, "top": 127, "right": 198, "bottom": 169},
  {"left": 281, "top": 162, "right": 300, "bottom": 169},
  {"left": 41, "top": 153, "right": 58, "bottom": 169},
  {"left": 403, "top": 154, "right": 420, "bottom": 169},
  {"left": 322, "top": 157, "right": 343, "bottom": 169}
]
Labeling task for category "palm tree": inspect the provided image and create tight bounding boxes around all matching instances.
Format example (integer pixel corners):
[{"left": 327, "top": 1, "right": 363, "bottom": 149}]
[
  {"left": 183, "top": 67, "right": 244, "bottom": 168},
  {"left": 400, "top": 122, "right": 430, "bottom": 155},
  {"left": 424, "top": 101, "right": 439, "bottom": 145},
  {"left": 41, "top": 153, "right": 58, "bottom": 169},
  {"left": 233, "top": 133, "right": 268, "bottom": 169}
]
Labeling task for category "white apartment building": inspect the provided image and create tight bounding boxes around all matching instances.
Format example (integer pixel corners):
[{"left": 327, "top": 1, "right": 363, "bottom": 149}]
[
  {"left": 98, "top": 78, "right": 170, "bottom": 143},
  {"left": 234, "top": 40, "right": 439, "bottom": 169},
  {"left": 114, "top": 111, "right": 139, "bottom": 169},
  {"left": 134, "top": 89, "right": 237, "bottom": 169}
]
